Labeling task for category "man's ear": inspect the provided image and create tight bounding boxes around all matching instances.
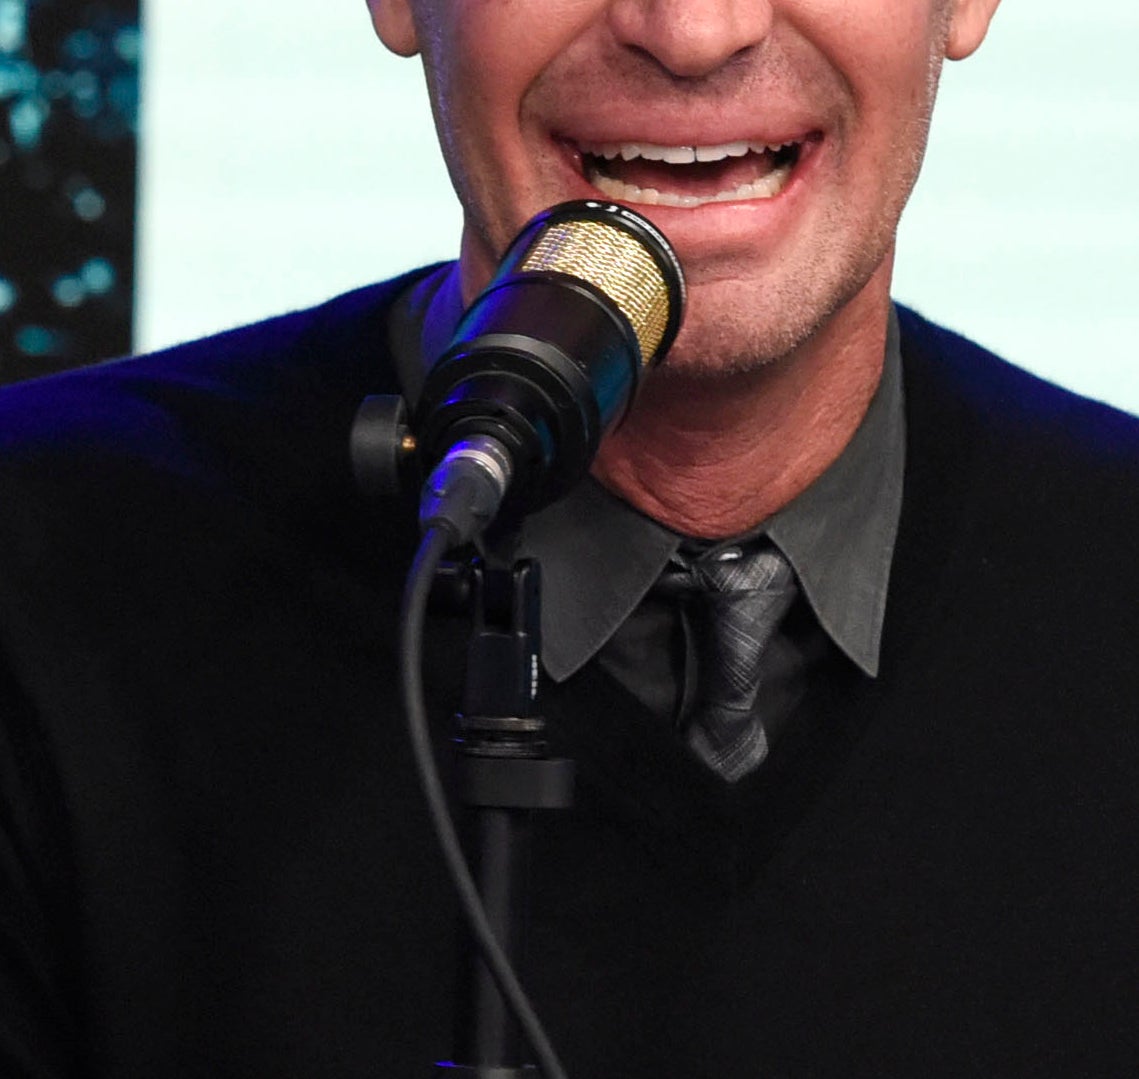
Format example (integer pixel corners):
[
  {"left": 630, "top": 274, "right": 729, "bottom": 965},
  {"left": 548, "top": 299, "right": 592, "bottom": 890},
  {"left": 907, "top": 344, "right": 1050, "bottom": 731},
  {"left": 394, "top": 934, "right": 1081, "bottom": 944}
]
[
  {"left": 365, "top": 0, "right": 420, "bottom": 58},
  {"left": 946, "top": 0, "right": 1001, "bottom": 61}
]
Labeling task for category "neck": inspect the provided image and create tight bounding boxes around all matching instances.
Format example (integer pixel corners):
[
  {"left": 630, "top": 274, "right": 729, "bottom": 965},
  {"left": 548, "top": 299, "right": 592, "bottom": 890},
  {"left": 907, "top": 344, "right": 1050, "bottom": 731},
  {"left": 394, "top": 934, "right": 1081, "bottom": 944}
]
[{"left": 591, "top": 281, "right": 891, "bottom": 539}]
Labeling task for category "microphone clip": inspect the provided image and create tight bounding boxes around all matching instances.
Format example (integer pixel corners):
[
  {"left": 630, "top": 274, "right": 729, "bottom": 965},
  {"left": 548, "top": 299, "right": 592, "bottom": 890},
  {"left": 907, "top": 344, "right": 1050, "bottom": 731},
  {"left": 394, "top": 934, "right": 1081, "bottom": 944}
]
[{"left": 350, "top": 392, "right": 418, "bottom": 500}]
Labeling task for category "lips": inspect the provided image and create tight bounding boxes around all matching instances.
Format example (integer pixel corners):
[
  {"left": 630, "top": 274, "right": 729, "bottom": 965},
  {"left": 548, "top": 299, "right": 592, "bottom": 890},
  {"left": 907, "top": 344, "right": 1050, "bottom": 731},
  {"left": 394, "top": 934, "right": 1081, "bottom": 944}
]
[{"left": 576, "top": 138, "right": 807, "bottom": 208}]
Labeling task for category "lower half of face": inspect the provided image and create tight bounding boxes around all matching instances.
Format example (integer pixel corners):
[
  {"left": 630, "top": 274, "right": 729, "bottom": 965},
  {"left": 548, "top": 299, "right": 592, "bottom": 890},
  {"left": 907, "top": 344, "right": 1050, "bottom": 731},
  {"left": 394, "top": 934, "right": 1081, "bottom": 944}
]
[{"left": 424, "top": 1, "right": 949, "bottom": 377}]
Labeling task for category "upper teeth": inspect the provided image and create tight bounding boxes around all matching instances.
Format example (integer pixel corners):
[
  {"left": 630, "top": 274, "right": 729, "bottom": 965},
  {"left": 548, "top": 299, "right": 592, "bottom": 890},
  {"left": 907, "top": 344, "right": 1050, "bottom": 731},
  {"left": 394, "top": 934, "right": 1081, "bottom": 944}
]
[{"left": 580, "top": 140, "right": 795, "bottom": 164}]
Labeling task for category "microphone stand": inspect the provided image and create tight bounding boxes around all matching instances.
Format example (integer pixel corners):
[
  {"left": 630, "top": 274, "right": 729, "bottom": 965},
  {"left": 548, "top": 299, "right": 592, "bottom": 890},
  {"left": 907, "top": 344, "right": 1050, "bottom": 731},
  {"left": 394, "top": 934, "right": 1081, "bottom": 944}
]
[
  {"left": 351, "top": 194, "right": 687, "bottom": 1073},
  {"left": 350, "top": 397, "right": 576, "bottom": 1077},
  {"left": 433, "top": 555, "right": 575, "bottom": 1077},
  {"left": 352, "top": 200, "right": 684, "bottom": 1069}
]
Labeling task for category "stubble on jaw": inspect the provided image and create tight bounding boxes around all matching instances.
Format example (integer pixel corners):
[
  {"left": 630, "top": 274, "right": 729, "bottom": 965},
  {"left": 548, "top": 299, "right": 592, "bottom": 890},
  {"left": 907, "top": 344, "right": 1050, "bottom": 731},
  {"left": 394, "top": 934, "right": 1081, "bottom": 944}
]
[
  {"left": 656, "top": 231, "right": 879, "bottom": 382},
  {"left": 660, "top": 40, "right": 950, "bottom": 382}
]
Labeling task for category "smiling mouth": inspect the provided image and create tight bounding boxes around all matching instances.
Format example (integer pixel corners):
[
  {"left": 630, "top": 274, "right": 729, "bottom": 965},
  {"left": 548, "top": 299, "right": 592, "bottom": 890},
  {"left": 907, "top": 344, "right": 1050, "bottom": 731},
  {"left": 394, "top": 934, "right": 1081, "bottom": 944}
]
[{"left": 578, "top": 139, "right": 807, "bottom": 207}]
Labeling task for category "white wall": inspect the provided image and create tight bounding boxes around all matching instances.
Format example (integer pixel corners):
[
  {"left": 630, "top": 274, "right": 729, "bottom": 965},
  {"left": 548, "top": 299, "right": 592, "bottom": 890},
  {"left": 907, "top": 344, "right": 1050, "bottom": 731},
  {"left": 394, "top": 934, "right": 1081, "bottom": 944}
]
[
  {"left": 137, "top": 2, "right": 1139, "bottom": 416},
  {"left": 134, "top": 3, "right": 459, "bottom": 349},
  {"left": 894, "top": 2, "right": 1139, "bottom": 415}
]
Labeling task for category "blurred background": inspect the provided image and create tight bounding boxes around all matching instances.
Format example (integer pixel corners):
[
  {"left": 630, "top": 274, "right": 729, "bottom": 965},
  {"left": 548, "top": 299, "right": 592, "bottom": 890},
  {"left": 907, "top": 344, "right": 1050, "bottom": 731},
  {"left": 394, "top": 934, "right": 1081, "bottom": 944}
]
[
  {"left": 3, "top": 1, "right": 1137, "bottom": 416},
  {"left": 1, "top": 0, "right": 137, "bottom": 382}
]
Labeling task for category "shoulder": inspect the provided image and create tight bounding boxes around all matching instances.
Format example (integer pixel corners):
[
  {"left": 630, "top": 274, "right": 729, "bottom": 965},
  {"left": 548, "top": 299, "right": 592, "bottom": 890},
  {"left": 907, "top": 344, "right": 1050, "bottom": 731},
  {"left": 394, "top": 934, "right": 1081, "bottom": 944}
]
[
  {"left": 892, "top": 303, "right": 1139, "bottom": 638},
  {"left": 0, "top": 275, "right": 428, "bottom": 746},
  {"left": 0, "top": 269, "right": 435, "bottom": 469},
  {"left": 0, "top": 268, "right": 440, "bottom": 553},
  {"left": 897, "top": 303, "right": 1139, "bottom": 459},
  {"left": 896, "top": 304, "right": 1139, "bottom": 515},
  {"left": 0, "top": 272, "right": 432, "bottom": 651}
]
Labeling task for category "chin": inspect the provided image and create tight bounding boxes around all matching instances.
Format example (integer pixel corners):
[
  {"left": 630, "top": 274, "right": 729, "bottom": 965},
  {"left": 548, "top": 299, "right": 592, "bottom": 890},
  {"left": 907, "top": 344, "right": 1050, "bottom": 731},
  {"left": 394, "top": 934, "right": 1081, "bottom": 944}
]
[
  {"left": 658, "top": 235, "right": 895, "bottom": 379},
  {"left": 654, "top": 284, "right": 817, "bottom": 379}
]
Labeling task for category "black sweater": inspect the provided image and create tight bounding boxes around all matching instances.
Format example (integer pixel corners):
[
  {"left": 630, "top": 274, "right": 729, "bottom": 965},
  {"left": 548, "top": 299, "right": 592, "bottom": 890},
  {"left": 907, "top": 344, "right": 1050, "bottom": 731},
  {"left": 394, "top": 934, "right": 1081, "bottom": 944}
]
[{"left": 1, "top": 276, "right": 1138, "bottom": 1077}]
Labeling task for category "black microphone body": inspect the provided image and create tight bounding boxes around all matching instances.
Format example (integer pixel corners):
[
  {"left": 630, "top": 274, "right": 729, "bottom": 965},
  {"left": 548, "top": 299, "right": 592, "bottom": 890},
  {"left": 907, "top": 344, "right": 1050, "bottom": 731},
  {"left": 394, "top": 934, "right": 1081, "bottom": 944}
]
[
  {"left": 415, "top": 200, "right": 685, "bottom": 542},
  {"left": 417, "top": 275, "right": 636, "bottom": 509}
]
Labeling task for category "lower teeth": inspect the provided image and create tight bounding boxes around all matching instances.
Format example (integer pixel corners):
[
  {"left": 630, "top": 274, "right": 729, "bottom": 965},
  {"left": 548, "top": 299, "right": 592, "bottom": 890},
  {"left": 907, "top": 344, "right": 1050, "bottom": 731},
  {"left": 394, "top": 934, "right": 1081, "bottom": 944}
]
[{"left": 587, "top": 160, "right": 794, "bottom": 207}]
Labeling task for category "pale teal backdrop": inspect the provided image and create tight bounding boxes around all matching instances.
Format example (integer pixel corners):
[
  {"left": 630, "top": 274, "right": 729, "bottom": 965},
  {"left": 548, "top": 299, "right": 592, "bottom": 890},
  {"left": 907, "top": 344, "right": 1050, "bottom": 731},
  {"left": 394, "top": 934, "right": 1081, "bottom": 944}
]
[{"left": 136, "top": 1, "right": 1138, "bottom": 416}]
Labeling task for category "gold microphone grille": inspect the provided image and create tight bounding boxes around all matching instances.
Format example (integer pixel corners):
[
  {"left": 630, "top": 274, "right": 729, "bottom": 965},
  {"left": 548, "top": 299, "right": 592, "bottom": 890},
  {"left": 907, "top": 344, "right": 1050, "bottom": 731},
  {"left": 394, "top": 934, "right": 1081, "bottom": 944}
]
[{"left": 518, "top": 219, "right": 671, "bottom": 366}]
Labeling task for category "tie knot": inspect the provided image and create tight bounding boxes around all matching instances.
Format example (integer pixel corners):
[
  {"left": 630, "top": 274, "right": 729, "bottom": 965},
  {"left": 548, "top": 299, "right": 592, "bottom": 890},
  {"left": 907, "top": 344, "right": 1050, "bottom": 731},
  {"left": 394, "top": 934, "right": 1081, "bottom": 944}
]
[
  {"left": 689, "top": 543, "right": 792, "bottom": 595},
  {"left": 656, "top": 540, "right": 795, "bottom": 600}
]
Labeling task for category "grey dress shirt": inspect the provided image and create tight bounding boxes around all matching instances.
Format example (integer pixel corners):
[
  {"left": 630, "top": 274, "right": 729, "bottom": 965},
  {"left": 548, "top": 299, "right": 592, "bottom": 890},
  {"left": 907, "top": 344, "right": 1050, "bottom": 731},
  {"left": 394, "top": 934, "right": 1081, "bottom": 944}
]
[{"left": 389, "top": 263, "right": 904, "bottom": 744}]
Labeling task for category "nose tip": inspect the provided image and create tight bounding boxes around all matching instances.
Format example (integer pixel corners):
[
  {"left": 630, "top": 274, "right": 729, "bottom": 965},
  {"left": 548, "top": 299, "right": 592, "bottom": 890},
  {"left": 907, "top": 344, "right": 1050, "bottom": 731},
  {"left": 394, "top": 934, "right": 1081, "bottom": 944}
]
[{"left": 608, "top": 0, "right": 774, "bottom": 79}]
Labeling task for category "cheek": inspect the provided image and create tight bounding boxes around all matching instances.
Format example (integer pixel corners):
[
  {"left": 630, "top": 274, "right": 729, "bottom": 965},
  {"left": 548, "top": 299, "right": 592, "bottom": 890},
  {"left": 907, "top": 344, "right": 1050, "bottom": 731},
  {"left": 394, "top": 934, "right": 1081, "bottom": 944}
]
[
  {"left": 421, "top": 3, "right": 608, "bottom": 259},
  {"left": 424, "top": 2, "right": 598, "bottom": 122},
  {"left": 417, "top": 12, "right": 534, "bottom": 213},
  {"left": 800, "top": 0, "right": 945, "bottom": 120},
  {"left": 420, "top": 10, "right": 551, "bottom": 216}
]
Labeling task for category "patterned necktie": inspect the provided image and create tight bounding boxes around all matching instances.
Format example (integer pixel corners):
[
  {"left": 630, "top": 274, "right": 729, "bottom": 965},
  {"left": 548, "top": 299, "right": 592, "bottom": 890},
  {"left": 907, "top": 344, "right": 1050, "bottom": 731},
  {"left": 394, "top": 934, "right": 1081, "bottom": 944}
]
[{"left": 664, "top": 543, "right": 798, "bottom": 782}]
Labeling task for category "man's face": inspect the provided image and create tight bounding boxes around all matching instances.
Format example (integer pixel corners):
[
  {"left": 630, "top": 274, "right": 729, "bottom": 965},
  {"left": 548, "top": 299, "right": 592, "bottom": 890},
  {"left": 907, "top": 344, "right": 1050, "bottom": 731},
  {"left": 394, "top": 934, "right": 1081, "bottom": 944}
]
[{"left": 371, "top": 0, "right": 998, "bottom": 375}]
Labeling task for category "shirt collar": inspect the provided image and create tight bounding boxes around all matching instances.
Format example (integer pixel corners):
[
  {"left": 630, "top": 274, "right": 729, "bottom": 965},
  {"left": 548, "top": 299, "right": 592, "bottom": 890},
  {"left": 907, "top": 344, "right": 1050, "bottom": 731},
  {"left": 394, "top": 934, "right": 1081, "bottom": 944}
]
[
  {"left": 764, "top": 306, "right": 904, "bottom": 677},
  {"left": 404, "top": 262, "right": 903, "bottom": 682}
]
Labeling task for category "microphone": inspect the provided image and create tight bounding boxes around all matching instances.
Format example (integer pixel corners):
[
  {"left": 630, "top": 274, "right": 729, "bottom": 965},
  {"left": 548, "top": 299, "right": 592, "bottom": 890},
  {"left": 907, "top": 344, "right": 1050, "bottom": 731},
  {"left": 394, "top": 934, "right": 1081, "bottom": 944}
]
[{"left": 415, "top": 200, "right": 686, "bottom": 543}]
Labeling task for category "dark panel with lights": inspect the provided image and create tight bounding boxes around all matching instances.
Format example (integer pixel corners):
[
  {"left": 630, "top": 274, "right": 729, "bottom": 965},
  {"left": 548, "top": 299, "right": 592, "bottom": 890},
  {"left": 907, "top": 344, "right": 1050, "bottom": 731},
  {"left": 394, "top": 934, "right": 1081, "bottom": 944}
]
[{"left": 0, "top": 0, "right": 140, "bottom": 384}]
